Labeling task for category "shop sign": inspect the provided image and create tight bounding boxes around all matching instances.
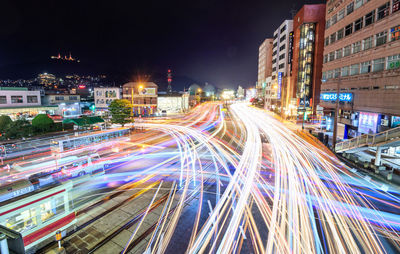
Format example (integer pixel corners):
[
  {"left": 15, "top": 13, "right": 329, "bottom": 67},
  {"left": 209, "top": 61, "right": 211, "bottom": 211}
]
[
  {"left": 277, "top": 72, "right": 282, "bottom": 99},
  {"left": 358, "top": 112, "right": 379, "bottom": 134},
  {"left": 320, "top": 92, "right": 352, "bottom": 102}
]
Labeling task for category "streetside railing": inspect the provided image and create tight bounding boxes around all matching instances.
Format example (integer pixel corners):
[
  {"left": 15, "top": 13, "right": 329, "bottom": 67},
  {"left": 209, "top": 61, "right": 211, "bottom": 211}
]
[{"left": 335, "top": 126, "right": 400, "bottom": 152}]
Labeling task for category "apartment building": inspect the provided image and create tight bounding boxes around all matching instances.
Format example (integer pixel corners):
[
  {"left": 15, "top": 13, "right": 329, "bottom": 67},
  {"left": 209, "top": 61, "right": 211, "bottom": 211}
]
[
  {"left": 270, "top": 20, "right": 293, "bottom": 111},
  {"left": 257, "top": 38, "right": 273, "bottom": 106},
  {"left": 321, "top": 0, "right": 400, "bottom": 139}
]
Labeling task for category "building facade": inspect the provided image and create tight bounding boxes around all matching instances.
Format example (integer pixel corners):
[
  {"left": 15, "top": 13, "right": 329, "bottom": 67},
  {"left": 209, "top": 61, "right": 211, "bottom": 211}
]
[
  {"left": 270, "top": 20, "right": 294, "bottom": 111},
  {"left": 157, "top": 93, "right": 189, "bottom": 114},
  {"left": 0, "top": 87, "right": 41, "bottom": 107},
  {"left": 289, "top": 4, "right": 326, "bottom": 119},
  {"left": 321, "top": 0, "right": 400, "bottom": 138},
  {"left": 122, "top": 82, "right": 158, "bottom": 116},
  {"left": 94, "top": 87, "right": 122, "bottom": 111},
  {"left": 257, "top": 38, "right": 274, "bottom": 101}
]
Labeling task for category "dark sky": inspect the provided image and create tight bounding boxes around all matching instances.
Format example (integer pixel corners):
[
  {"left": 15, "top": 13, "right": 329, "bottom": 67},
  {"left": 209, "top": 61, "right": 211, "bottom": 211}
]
[{"left": 0, "top": 0, "right": 323, "bottom": 88}]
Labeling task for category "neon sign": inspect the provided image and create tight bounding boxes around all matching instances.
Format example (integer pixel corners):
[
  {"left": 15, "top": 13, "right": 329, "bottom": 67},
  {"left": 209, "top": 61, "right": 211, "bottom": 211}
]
[
  {"left": 277, "top": 72, "right": 282, "bottom": 99},
  {"left": 320, "top": 93, "right": 353, "bottom": 102}
]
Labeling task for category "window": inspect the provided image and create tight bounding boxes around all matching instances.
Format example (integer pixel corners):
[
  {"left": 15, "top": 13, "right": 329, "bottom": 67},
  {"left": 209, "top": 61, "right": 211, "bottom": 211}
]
[
  {"left": 352, "top": 41, "right": 361, "bottom": 53},
  {"left": 279, "top": 63, "right": 285, "bottom": 69},
  {"left": 0, "top": 96, "right": 6, "bottom": 104},
  {"left": 336, "top": 49, "right": 343, "bottom": 59},
  {"left": 354, "top": 18, "right": 363, "bottom": 31},
  {"left": 334, "top": 68, "right": 340, "bottom": 78},
  {"left": 330, "top": 33, "right": 336, "bottom": 44},
  {"left": 324, "top": 54, "right": 328, "bottom": 63},
  {"left": 344, "top": 45, "right": 351, "bottom": 56},
  {"left": 337, "top": 28, "right": 344, "bottom": 40},
  {"left": 331, "top": 14, "right": 337, "bottom": 25},
  {"left": 69, "top": 96, "right": 78, "bottom": 100},
  {"left": 345, "top": 24, "right": 353, "bottom": 36},
  {"left": 272, "top": 59, "right": 277, "bottom": 64},
  {"left": 280, "top": 25, "right": 286, "bottom": 33},
  {"left": 365, "top": 11, "right": 375, "bottom": 26},
  {"left": 327, "top": 70, "right": 333, "bottom": 79},
  {"left": 394, "top": 0, "right": 400, "bottom": 13},
  {"left": 11, "top": 96, "right": 23, "bottom": 103},
  {"left": 355, "top": 0, "right": 363, "bottom": 9},
  {"left": 279, "top": 44, "right": 286, "bottom": 51},
  {"left": 360, "top": 61, "right": 371, "bottom": 73},
  {"left": 341, "top": 66, "right": 349, "bottom": 76},
  {"left": 280, "top": 34, "right": 286, "bottom": 42},
  {"left": 273, "top": 42, "right": 278, "bottom": 48},
  {"left": 272, "top": 67, "right": 277, "bottom": 72},
  {"left": 40, "top": 196, "right": 65, "bottom": 222},
  {"left": 322, "top": 72, "right": 327, "bottom": 81},
  {"left": 338, "top": 9, "right": 345, "bottom": 21},
  {"left": 350, "top": 64, "right": 360, "bottom": 75},
  {"left": 279, "top": 53, "right": 285, "bottom": 60},
  {"left": 346, "top": 2, "right": 354, "bottom": 15},
  {"left": 329, "top": 52, "right": 335, "bottom": 62},
  {"left": 4, "top": 207, "right": 37, "bottom": 233},
  {"left": 55, "top": 96, "right": 64, "bottom": 101},
  {"left": 325, "top": 37, "right": 330, "bottom": 46},
  {"left": 376, "top": 31, "right": 387, "bottom": 46},
  {"left": 272, "top": 50, "right": 277, "bottom": 56},
  {"left": 387, "top": 54, "right": 400, "bottom": 69},
  {"left": 377, "top": 2, "right": 390, "bottom": 21},
  {"left": 391, "top": 25, "right": 400, "bottom": 41},
  {"left": 326, "top": 20, "right": 331, "bottom": 29},
  {"left": 363, "top": 36, "right": 373, "bottom": 50},
  {"left": 373, "top": 58, "right": 385, "bottom": 72},
  {"left": 27, "top": 96, "right": 38, "bottom": 103}
]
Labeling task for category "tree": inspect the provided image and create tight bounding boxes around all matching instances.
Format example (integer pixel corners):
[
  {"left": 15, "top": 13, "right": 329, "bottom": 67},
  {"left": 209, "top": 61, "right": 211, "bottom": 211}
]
[
  {"left": 108, "top": 99, "right": 133, "bottom": 127},
  {"left": 0, "top": 115, "right": 12, "bottom": 133},
  {"left": 5, "top": 119, "right": 33, "bottom": 139},
  {"left": 32, "top": 114, "right": 54, "bottom": 133}
]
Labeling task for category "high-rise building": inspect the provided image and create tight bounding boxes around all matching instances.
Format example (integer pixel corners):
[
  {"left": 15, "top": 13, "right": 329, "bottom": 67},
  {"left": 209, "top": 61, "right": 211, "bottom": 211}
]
[
  {"left": 320, "top": 0, "right": 400, "bottom": 139},
  {"left": 257, "top": 38, "right": 273, "bottom": 103},
  {"left": 270, "top": 20, "right": 293, "bottom": 111},
  {"left": 289, "top": 4, "right": 326, "bottom": 119}
]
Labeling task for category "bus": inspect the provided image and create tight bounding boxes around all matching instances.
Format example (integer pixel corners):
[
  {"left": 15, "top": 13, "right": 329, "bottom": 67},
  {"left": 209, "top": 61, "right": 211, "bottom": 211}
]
[{"left": 50, "top": 128, "right": 131, "bottom": 153}]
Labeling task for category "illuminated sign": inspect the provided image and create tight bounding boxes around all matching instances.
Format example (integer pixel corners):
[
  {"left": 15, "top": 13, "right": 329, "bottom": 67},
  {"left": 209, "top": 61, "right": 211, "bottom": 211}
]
[
  {"left": 140, "top": 88, "right": 156, "bottom": 95},
  {"left": 277, "top": 72, "right": 282, "bottom": 99},
  {"left": 320, "top": 93, "right": 353, "bottom": 102},
  {"left": 358, "top": 112, "right": 379, "bottom": 134},
  {"left": 288, "top": 32, "right": 294, "bottom": 67}
]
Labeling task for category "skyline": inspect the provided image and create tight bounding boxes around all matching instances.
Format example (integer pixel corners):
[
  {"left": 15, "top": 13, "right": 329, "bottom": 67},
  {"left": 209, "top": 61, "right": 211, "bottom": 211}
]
[{"left": 0, "top": 0, "right": 323, "bottom": 88}]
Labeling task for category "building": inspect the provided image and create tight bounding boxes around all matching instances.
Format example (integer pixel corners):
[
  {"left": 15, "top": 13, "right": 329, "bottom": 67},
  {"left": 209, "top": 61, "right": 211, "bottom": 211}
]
[
  {"left": 94, "top": 87, "right": 122, "bottom": 112},
  {"left": 257, "top": 38, "right": 274, "bottom": 101},
  {"left": 37, "top": 73, "right": 57, "bottom": 87},
  {"left": 289, "top": 4, "right": 326, "bottom": 119},
  {"left": 0, "top": 87, "right": 56, "bottom": 119},
  {"left": 122, "top": 82, "right": 158, "bottom": 116},
  {"left": 157, "top": 93, "right": 189, "bottom": 114},
  {"left": 270, "top": 20, "right": 294, "bottom": 111},
  {"left": 321, "top": 0, "right": 400, "bottom": 139},
  {"left": 42, "top": 94, "right": 81, "bottom": 117}
]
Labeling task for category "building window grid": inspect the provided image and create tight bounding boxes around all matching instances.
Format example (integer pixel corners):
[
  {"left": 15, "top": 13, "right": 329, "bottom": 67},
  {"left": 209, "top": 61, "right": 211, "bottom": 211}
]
[
  {"left": 391, "top": 25, "right": 400, "bottom": 41},
  {"left": 344, "top": 45, "right": 351, "bottom": 56},
  {"left": 387, "top": 54, "right": 400, "bottom": 69},
  {"left": 394, "top": 0, "right": 400, "bottom": 13},
  {"left": 355, "top": 17, "right": 363, "bottom": 32},
  {"left": 360, "top": 61, "right": 372, "bottom": 73},
  {"left": 352, "top": 41, "right": 361, "bottom": 53},
  {"left": 363, "top": 36, "right": 373, "bottom": 50},
  {"left": 373, "top": 58, "right": 385, "bottom": 72},
  {"left": 338, "top": 9, "right": 345, "bottom": 21},
  {"left": 376, "top": 31, "right": 387, "bottom": 46},
  {"left": 346, "top": 2, "right": 354, "bottom": 15},
  {"left": 345, "top": 24, "right": 353, "bottom": 36},
  {"left": 336, "top": 49, "right": 343, "bottom": 59},
  {"left": 337, "top": 28, "right": 344, "bottom": 40},
  {"left": 331, "top": 14, "right": 337, "bottom": 25},
  {"left": 365, "top": 10, "right": 375, "bottom": 26},
  {"left": 377, "top": 2, "right": 390, "bottom": 21},
  {"left": 329, "top": 52, "right": 335, "bottom": 62},
  {"left": 341, "top": 66, "right": 349, "bottom": 77},
  {"left": 0, "top": 96, "right": 6, "bottom": 104},
  {"left": 11, "top": 96, "right": 23, "bottom": 104},
  {"left": 350, "top": 64, "right": 360, "bottom": 75}
]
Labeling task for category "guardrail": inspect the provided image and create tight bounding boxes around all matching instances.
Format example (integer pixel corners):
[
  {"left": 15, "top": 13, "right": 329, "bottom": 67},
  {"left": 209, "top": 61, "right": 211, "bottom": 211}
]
[{"left": 335, "top": 126, "right": 400, "bottom": 152}]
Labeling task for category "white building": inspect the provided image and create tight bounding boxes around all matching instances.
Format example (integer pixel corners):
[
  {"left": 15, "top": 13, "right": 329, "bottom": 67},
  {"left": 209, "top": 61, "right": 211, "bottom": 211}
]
[
  {"left": 94, "top": 87, "right": 122, "bottom": 110},
  {"left": 0, "top": 87, "right": 41, "bottom": 107},
  {"left": 270, "top": 20, "right": 293, "bottom": 107},
  {"left": 157, "top": 93, "right": 189, "bottom": 114}
]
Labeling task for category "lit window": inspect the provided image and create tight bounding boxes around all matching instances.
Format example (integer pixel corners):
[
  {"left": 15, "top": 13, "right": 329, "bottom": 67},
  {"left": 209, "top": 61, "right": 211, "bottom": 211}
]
[
  {"left": 387, "top": 54, "right": 400, "bottom": 69},
  {"left": 393, "top": 0, "right": 400, "bottom": 13},
  {"left": 27, "top": 96, "right": 38, "bottom": 103},
  {"left": 0, "top": 96, "right": 6, "bottom": 104},
  {"left": 11, "top": 96, "right": 23, "bottom": 103},
  {"left": 390, "top": 25, "right": 400, "bottom": 41},
  {"left": 373, "top": 58, "right": 385, "bottom": 72},
  {"left": 40, "top": 196, "right": 65, "bottom": 222},
  {"left": 4, "top": 208, "right": 37, "bottom": 233}
]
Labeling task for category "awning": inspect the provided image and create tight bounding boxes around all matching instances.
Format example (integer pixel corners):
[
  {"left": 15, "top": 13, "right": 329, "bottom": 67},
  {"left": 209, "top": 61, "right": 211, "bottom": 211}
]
[{"left": 62, "top": 116, "right": 104, "bottom": 126}]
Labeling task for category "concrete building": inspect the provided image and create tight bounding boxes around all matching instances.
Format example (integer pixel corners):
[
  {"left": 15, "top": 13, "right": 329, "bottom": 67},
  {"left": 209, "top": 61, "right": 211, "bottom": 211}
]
[
  {"left": 0, "top": 87, "right": 56, "bottom": 119},
  {"left": 270, "top": 20, "right": 293, "bottom": 111},
  {"left": 42, "top": 94, "right": 81, "bottom": 117},
  {"left": 289, "top": 4, "right": 326, "bottom": 119},
  {"left": 122, "top": 82, "right": 158, "bottom": 116},
  {"left": 157, "top": 93, "right": 189, "bottom": 114},
  {"left": 321, "top": 0, "right": 400, "bottom": 139},
  {"left": 257, "top": 38, "right": 274, "bottom": 102},
  {"left": 94, "top": 87, "right": 122, "bottom": 112}
]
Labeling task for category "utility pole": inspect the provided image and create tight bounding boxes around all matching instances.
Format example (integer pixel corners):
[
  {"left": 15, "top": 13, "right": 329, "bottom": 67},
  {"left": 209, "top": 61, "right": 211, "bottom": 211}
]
[{"left": 332, "top": 76, "right": 341, "bottom": 150}]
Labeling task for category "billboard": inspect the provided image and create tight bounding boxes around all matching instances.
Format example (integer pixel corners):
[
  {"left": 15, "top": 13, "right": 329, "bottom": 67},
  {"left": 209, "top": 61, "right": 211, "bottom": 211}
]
[
  {"left": 358, "top": 112, "right": 379, "bottom": 134},
  {"left": 140, "top": 88, "right": 156, "bottom": 95},
  {"left": 320, "top": 93, "right": 353, "bottom": 102},
  {"left": 277, "top": 72, "right": 282, "bottom": 99}
]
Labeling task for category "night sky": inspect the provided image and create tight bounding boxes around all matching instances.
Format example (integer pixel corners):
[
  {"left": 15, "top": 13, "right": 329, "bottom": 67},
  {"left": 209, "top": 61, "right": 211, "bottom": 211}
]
[{"left": 0, "top": 0, "right": 323, "bottom": 88}]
